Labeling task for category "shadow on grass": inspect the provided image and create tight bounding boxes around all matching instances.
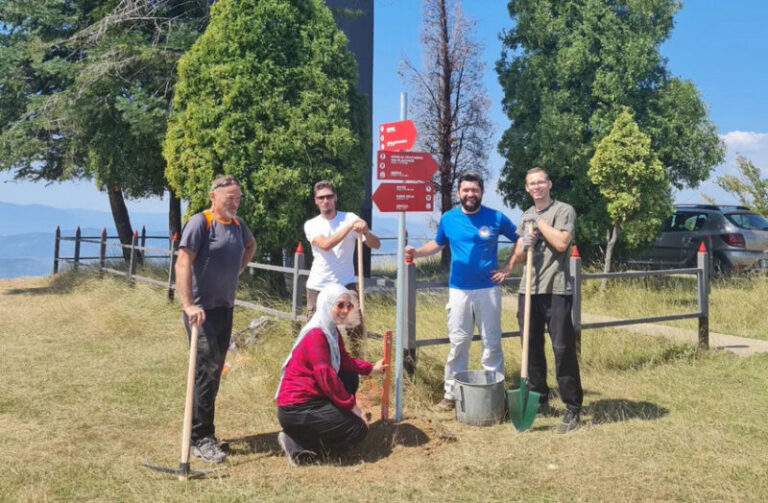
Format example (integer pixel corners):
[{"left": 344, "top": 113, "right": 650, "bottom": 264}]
[
  {"left": 586, "top": 398, "right": 669, "bottom": 424},
  {"left": 227, "top": 431, "right": 280, "bottom": 456},
  {"left": 226, "top": 420, "right": 430, "bottom": 465},
  {"left": 346, "top": 419, "right": 430, "bottom": 464}
]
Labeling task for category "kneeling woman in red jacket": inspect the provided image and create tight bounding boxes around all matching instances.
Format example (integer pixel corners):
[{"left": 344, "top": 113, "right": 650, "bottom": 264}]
[{"left": 275, "top": 284, "right": 386, "bottom": 466}]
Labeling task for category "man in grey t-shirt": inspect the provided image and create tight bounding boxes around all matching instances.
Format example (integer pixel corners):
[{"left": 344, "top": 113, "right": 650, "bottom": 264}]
[
  {"left": 506, "top": 167, "right": 583, "bottom": 433},
  {"left": 175, "top": 175, "right": 256, "bottom": 462}
]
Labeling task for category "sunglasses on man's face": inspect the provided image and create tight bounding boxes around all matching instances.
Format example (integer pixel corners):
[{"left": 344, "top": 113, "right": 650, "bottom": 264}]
[
  {"left": 316, "top": 194, "right": 335, "bottom": 201},
  {"left": 212, "top": 178, "right": 239, "bottom": 190},
  {"left": 334, "top": 301, "right": 354, "bottom": 311}
]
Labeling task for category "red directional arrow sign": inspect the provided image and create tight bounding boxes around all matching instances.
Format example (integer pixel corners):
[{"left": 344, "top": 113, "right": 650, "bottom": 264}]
[
  {"left": 376, "top": 150, "right": 438, "bottom": 181},
  {"left": 372, "top": 182, "right": 434, "bottom": 212},
  {"left": 378, "top": 120, "right": 417, "bottom": 151}
]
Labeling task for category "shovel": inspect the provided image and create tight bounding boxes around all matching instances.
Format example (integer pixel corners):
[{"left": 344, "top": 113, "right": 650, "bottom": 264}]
[
  {"left": 508, "top": 222, "right": 541, "bottom": 431},
  {"left": 356, "top": 234, "right": 367, "bottom": 357},
  {"left": 144, "top": 324, "right": 219, "bottom": 480}
]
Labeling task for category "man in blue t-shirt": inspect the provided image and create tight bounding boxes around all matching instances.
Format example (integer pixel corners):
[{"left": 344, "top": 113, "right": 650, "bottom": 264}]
[{"left": 405, "top": 172, "right": 519, "bottom": 411}]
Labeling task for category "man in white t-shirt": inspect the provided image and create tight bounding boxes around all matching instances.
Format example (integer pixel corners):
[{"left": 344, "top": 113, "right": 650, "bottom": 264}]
[{"left": 304, "top": 180, "right": 380, "bottom": 352}]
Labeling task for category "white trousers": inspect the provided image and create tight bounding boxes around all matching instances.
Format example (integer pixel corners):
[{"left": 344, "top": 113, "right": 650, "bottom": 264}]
[{"left": 443, "top": 286, "right": 504, "bottom": 400}]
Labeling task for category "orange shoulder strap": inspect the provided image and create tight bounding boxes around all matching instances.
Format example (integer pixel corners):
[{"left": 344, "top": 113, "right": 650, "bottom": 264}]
[{"left": 202, "top": 210, "right": 215, "bottom": 229}]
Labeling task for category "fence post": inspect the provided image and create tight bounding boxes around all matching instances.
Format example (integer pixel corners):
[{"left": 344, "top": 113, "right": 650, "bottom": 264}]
[
  {"left": 127, "top": 230, "right": 138, "bottom": 283},
  {"left": 696, "top": 242, "right": 710, "bottom": 349},
  {"left": 291, "top": 243, "right": 306, "bottom": 332},
  {"left": 167, "top": 233, "right": 179, "bottom": 300},
  {"left": 99, "top": 228, "right": 107, "bottom": 276},
  {"left": 570, "top": 245, "right": 582, "bottom": 355},
  {"left": 140, "top": 226, "right": 147, "bottom": 265},
  {"left": 73, "top": 226, "right": 82, "bottom": 271},
  {"left": 404, "top": 255, "right": 417, "bottom": 375},
  {"left": 53, "top": 226, "right": 61, "bottom": 274}
]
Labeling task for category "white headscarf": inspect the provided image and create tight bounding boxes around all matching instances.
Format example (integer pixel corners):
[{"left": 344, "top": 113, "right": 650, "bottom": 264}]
[{"left": 275, "top": 283, "right": 350, "bottom": 398}]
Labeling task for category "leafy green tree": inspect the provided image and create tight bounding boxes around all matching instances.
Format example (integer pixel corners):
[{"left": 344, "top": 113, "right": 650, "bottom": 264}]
[
  {"left": 0, "top": 0, "right": 208, "bottom": 253},
  {"left": 706, "top": 155, "right": 768, "bottom": 216},
  {"left": 588, "top": 109, "right": 672, "bottom": 287},
  {"left": 164, "top": 0, "right": 368, "bottom": 260},
  {"left": 496, "top": 0, "right": 724, "bottom": 253}
]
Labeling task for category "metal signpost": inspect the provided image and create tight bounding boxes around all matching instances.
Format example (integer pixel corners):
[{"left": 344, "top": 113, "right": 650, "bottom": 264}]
[{"left": 374, "top": 94, "right": 438, "bottom": 421}]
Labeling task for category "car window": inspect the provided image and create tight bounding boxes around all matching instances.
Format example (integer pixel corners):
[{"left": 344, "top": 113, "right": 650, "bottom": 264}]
[
  {"left": 666, "top": 212, "right": 697, "bottom": 232},
  {"left": 725, "top": 212, "right": 768, "bottom": 230},
  {"left": 692, "top": 213, "right": 708, "bottom": 230},
  {"left": 665, "top": 211, "right": 710, "bottom": 232}
]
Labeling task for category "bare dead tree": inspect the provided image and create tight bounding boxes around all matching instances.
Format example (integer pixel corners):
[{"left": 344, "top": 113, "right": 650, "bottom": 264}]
[{"left": 401, "top": 0, "right": 493, "bottom": 266}]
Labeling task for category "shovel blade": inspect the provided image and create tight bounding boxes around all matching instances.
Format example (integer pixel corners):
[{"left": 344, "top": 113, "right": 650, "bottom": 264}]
[{"left": 507, "top": 387, "right": 540, "bottom": 432}]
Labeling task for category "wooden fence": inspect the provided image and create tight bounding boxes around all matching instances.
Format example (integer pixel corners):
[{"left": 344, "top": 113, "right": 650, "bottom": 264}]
[
  {"left": 53, "top": 228, "right": 710, "bottom": 372},
  {"left": 53, "top": 226, "right": 311, "bottom": 323}
]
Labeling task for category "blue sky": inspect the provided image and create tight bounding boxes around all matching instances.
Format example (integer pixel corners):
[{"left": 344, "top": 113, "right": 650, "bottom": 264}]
[{"left": 1, "top": 0, "right": 767, "bottom": 231}]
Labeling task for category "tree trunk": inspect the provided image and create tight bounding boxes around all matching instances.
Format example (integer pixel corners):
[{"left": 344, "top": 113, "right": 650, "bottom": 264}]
[
  {"left": 107, "top": 186, "right": 135, "bottom": 262},
  {"left": 600, "top": 223, "right": 619, "bottom": 291},
  {"left": 168, "top": 190, "right": 182, "bottom": 241},
  {"left": 437, "top": 0, "right": 453, "bottom": 269}
]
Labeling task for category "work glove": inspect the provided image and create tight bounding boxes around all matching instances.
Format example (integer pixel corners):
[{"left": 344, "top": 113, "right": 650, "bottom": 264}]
[
  {"left": 522, "top": 232, "right": 538, "bottom": 250},
  {"left": 521, "top": 213, "right": 541, "bottom": 228}
]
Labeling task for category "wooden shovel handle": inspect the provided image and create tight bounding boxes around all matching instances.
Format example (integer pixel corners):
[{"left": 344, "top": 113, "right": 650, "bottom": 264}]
[
  {"left": 357, "top": 234, "right": 365, "bottom": 319},
  {"left": 179, "top": 324, "right": 199, "bottom": 480},
  {"left": 521, "top": 222, "right": 534, "bottom": 380}
]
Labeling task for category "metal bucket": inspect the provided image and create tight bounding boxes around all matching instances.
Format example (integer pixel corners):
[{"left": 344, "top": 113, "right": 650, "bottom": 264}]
[{"left": 453, "top": 370, "right": 506, "bottom": 426}]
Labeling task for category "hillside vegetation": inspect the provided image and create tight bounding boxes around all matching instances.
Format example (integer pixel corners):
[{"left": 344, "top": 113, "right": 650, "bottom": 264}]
[{"left": 1, "top": 272, "right": 767, "bottom": 502}]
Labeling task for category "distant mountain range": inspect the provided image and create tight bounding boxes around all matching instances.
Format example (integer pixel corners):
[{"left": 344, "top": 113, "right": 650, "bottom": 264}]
[
  {"left": 0, "top": 200, "right": 435, "bottom": 279},
  {"left": 0, "top": 201, "right": 168, "bottom": 235},
  {"left": 0, "top": 201, "right": 168, "bottom": 279}
]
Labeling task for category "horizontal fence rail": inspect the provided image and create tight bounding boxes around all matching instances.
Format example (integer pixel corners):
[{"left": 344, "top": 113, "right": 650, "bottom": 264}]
[
  {"left": 387, "top": 246, "right": 709, "bottom": 361},
  {"left": 52, "top": 226, "right": 312, "bottom": 323},
  {"left": 53, "top": 227, "right": 710, "bottom": 373}
]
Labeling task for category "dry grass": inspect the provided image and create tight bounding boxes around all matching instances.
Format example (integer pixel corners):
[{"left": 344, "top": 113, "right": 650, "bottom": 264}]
[
  {"left": 581, "top": 274, "right": 768, "bottom": 340},
  {"left": 1, "top": 272, "right": 767, "bottom": 502}
]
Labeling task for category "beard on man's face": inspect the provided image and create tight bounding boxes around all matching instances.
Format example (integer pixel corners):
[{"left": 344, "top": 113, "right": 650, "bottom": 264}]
[{"left": 460, "top": 193, "right": 482, "bottom": 212}]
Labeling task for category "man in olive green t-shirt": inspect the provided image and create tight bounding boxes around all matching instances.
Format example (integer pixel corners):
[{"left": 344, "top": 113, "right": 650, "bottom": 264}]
[{"left": 507, "top": 167, "right": 584, "bottom": 433}]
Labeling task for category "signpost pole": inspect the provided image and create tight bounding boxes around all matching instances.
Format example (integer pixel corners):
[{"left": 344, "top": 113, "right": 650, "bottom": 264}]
[{"left": 394, "top": 92, "right": 407, "bottom": 422}]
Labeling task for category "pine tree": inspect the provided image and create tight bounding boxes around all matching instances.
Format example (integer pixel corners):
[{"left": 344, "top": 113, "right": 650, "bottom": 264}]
[{"left": 0, "top": 0, "right": 208, "bottom": 249}]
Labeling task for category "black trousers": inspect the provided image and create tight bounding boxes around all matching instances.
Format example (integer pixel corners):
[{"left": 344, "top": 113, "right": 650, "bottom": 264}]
[
  {"left": 277, "top": 371, "right": 367, "bottom": 454},
  {"left": 183, "top": 307, "right": 233, "bottom": 443},
  {"left": 517, "top": 294, "right": 583, "bottom": 412}
]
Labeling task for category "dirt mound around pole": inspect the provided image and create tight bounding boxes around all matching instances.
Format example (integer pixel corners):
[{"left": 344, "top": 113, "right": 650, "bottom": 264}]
[{"left": 346, "top": 414, "right": 456, "bottom": 465}]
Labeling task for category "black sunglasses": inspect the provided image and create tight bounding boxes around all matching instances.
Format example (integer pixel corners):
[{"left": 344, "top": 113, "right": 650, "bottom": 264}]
[{"left": 211, "top": 178, "right": 239, "bottom": 191}]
